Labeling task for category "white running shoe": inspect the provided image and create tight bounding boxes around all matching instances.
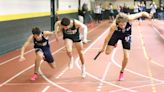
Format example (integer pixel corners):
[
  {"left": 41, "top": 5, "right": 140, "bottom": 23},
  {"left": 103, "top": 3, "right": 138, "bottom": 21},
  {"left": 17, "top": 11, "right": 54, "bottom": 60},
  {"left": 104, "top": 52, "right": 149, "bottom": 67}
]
[
  {"left": 81, "top": 65, "right": 86, "bottom": 78},
  {"left": 83, "top": 39, "right": 91, "bottom": 44},
  {"left": 69, "top": 57, "right": 74, "bottom": 69}
]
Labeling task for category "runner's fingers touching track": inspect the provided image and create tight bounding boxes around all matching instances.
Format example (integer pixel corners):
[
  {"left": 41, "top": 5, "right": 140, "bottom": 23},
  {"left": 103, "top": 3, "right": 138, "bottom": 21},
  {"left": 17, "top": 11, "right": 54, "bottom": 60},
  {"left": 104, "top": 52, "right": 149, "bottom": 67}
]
[{"left": 19, "top": 56, "right": 26, "bottom": 62}]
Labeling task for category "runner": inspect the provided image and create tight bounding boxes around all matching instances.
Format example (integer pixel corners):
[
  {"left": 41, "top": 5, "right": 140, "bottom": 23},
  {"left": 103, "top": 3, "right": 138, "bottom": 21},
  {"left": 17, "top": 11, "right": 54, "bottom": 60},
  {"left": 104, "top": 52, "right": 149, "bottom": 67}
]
[
  {"left": 100, "top": 12, "right": 152, "bottom": 81},
  {"left": 19, "top": 27, "right": 55, "bottom": 80},
  {"left": 54, "top": 18, "right": 87, "bottom": 78}
]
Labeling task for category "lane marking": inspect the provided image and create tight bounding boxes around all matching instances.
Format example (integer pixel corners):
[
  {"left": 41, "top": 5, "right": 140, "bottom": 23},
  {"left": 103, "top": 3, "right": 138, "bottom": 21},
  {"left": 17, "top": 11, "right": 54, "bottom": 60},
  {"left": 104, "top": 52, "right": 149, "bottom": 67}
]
[
  {"left": 0, "top": 47, "right": 64, "bottom": 88},
  {"left": 111, "top": 46, "right": 164, "bottom": 83},
  {"left": 111, "top": 82, "right": 164, "bottom": 92},
  {"left": 0, "top": 64, "right": 34, "bottom": 87},
  {"left": 40, "top": 47, "right": 73, "bottom": 92},
  {"left": 39, "top": 68, "right": 72, "bottom": 92},
  {"left": 152, "top": 22, "right": 164, "bottom": 40},
  {"left": 137, "top": 25, "right": 157, "bottom": 92},
  {"left": 96, "top": 62, "right": 111, "bottom": 92},
  {"left": 3, "top": 80, "right": 163, "bottom": 86},
  {"left": 5, "top": 83, "right": 50, "bottom": 85},
  {"left": 56, "top": 67, "right": 68, "bottom": 79},
  {"left": 0, "top": 49, "right": 34, "bottom": 66},
  {"left": 42, "top": 86, "right": 50, "bottom": 92},
  {"left": 149, "top": 24, "right": 164, "bottom": 67}
]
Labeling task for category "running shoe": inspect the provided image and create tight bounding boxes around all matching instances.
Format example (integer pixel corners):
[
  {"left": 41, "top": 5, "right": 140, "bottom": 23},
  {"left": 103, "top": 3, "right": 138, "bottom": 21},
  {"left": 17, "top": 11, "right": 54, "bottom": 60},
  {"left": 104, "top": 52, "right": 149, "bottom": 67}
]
[
  {"left": 118, "top": 72, "right": 124, "bottom": 81},
  {"left": 81, "top": 65, "right": 86, "bottom": 78},
  {"left": 69, "top": 57, "right": 74, "bottom": 69},
  {"left": 31, "top": 73, "right": 39, "bottom": 81}
]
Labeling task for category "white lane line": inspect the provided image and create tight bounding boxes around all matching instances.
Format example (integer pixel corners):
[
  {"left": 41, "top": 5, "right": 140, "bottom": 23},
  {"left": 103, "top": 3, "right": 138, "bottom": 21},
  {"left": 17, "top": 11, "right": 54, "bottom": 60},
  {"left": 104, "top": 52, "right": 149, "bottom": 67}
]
[
  {"left": 0, "top": 64, "right": 34, "bottom": 87},
  {"left": 96, "top": 62, "right": 111, "bottom": 92},
  {"left": 152, "top": 24, "right": 164, "bottom": 40},
  {"left": 56, "top": 67, "right": 68, "bottom": 79},
  {"left": 0, "top": 47, "right": 65, "bottom": 87},
  {"left": 2, "top": 80, "right": 162, "bottom": 86},
  {"left": 39, "top": 68, "right": 72, "bottom": 92},
  {"left": 144, "top": 23, "right": 164, "bottom": 68},
  {"left": 5, "top": 83, "right": 50, "bottom": 85},
  {"left": 155, "top": 20, "right": 164, "bottom": 25},
  {"left": 111, "top": 82, "right": 164, "bottom": 92},
  {"left": 42, "top": 86, "right": 50, "bottom": 92},
  {"left": 111, "top": 47, "right": 164, "bottom": 85},
  {"left": 39, "top": 47, "right": 72, "bottom": 92},
  {"left": 139, "top": 22, "right": 164, "bottom": 68},
  {"left": 0, "top": 49, "right": 33, "bottom": 66},
  {"left": 75, "top": 27, "right": 136, "bottom": 92},
  {"left": 137, "top": 25, "right": 157, "bottom": 92}
]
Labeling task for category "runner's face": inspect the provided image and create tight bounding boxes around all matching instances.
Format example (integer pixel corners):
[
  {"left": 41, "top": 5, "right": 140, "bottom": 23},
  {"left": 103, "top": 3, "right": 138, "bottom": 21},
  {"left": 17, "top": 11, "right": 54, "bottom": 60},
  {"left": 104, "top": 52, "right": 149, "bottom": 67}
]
[
  {"left": 118, "top": 22, "right": 127, "bottom": 29},
  {"left": 62, "top": 25, "right": 69, "bottom": 30},
  {"left": 33, "top": 34, "right": 42, "bottom": 40}
]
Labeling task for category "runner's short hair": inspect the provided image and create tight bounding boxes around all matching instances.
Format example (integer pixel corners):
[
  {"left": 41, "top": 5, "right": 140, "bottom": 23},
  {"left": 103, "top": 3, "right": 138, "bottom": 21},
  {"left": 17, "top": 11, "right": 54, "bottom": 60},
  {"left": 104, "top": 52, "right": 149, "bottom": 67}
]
[
  {"left": 116, "top": 13, "right": 128, "bottom": 24},
  {"left": 61, "top": 17, "right": 70, "bottom": 26},
  {"left": 32, "top": 27, "right": 41, "bottom": 35}
]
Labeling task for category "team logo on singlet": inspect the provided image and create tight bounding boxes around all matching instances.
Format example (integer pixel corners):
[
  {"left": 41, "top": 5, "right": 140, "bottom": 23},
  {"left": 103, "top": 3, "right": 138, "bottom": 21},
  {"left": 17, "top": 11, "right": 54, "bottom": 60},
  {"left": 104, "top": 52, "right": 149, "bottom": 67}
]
[
  {"left": 125, "top": 35, "right": 131, "bottom": 43},
  {"left": 126, "top": 27, "right": 131, "bottom": 31},
  {"left": 65, "top": 29, "right": 77, "bottom": 34},
  {"left": 35, "top": 42, "right": 47, "bottom": 46}
]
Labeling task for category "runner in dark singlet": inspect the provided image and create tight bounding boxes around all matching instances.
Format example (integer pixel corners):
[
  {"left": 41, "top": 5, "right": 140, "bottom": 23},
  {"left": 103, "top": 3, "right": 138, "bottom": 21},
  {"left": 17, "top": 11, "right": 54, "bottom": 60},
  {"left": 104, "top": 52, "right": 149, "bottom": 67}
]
[
  {"left": 100, "top": 12, "right": 152, "bottom": 81},
  {"left": 19, "top": 27, "right": 55, "bottom": 80},
  {"left": 54, "top": 18, "right": 87, "bottom": 78}
]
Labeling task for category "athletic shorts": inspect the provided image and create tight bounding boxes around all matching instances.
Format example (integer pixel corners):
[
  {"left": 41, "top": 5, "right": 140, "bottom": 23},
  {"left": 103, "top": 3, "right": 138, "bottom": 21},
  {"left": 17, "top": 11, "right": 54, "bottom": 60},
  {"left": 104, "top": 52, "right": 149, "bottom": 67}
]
[
  {"left": 108, "top": 31, "right": 131, "bottom": 50},
  {"left": 35, "top": 47, "right": 54, "bottom": 63},
  {"left": 63, "top": 36, "right": 81, "bottom": 43}
]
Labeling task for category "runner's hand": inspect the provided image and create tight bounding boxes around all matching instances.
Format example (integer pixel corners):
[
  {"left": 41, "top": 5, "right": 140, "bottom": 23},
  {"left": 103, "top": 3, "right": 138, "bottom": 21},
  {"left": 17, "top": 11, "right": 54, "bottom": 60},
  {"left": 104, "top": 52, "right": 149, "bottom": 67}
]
[
  {"left": 100, "top": 48, "right": 105, "bottom": 53},
  {"left": 19, "top": 56, "right": 26, "bottom": 62}
]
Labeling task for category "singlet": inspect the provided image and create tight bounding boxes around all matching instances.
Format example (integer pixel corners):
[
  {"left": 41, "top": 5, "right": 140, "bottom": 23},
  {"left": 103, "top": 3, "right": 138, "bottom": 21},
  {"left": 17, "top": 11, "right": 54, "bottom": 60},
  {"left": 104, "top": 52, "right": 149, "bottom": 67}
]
[
  {"left": 116, "top": 22, "right": 132, "bottom": 37},
  {"left": 62, "top": 20, "right": 80, "bottom": 40},
  {"left": 33, "top": 32, "right": 49, "bottom": 48}
]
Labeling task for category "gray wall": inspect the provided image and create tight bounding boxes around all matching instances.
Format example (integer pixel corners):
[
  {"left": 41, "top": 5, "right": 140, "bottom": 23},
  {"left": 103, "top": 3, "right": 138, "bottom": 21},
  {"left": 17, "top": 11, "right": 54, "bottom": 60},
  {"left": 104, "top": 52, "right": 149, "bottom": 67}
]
[{"left": 0, "top": 16, "right": 50, "bottom": 55}]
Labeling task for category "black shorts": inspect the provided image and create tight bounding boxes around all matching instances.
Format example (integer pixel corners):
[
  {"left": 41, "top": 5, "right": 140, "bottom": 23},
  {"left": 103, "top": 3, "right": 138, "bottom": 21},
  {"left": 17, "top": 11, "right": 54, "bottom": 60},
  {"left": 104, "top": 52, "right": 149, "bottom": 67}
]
[
  {"left": 63, "top": 36, "right": 81, "bottom": 42},
  {"left": 35, "top": 47, "right": 54, "bottom": 63},
  {"left": 108, "top": 31, "right": 131, "bottom": 50}
]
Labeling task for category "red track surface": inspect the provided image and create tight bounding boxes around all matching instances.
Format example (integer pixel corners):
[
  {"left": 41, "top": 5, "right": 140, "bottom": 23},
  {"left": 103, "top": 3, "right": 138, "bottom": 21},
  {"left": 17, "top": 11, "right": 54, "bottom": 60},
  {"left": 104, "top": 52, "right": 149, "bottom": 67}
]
[{"left": 0, "top": 20, "right": 164, "bottom": 92}]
